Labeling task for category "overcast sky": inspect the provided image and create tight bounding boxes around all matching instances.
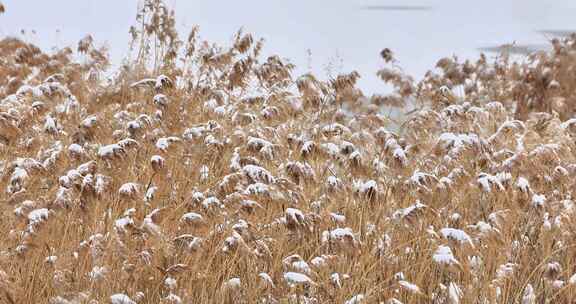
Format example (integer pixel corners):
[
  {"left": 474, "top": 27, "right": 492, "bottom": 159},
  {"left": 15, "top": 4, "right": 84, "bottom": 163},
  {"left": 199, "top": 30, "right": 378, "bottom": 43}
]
[{"left": 1, "top": 0, "right": 576, "bottom": 93}]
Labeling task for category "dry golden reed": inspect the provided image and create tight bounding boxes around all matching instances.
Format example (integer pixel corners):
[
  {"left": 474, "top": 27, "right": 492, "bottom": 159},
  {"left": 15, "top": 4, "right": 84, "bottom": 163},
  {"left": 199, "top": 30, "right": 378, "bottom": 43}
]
[{"left": 1, "top": 1, "right": 576, "bottom": 303}]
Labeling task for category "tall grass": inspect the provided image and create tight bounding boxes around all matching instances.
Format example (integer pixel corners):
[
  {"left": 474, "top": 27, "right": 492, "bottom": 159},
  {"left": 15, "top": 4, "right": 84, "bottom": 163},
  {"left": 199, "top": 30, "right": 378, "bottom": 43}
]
[{"left": 0, "top": 1, "right": 576, "bottom": 303}]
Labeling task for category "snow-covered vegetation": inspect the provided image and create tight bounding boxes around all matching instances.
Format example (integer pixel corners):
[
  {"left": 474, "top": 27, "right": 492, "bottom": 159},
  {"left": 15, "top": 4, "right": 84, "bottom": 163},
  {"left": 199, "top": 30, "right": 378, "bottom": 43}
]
[{"left": 1, "top": 0, "right": 576, "bottom": 303}]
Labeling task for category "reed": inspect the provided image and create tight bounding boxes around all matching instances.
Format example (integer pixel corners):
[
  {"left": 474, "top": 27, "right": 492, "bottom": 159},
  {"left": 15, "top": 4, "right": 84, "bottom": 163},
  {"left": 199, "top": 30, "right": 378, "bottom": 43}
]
[{"left": 0, "top": 1, "right": 575, "bottom": 303}]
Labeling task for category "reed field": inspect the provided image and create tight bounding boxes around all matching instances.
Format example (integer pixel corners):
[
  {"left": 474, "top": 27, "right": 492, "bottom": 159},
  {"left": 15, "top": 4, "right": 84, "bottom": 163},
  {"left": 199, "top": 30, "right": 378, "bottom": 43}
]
[{"left": 1, "top": 1, "right": 576, "bottom": 303}]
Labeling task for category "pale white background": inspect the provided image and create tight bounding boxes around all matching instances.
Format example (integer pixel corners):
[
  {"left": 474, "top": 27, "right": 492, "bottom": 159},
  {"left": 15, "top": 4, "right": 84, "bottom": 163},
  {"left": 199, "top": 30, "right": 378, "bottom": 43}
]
[{"left": 1, "top": 0, "right": 575, "bottom": 93}]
